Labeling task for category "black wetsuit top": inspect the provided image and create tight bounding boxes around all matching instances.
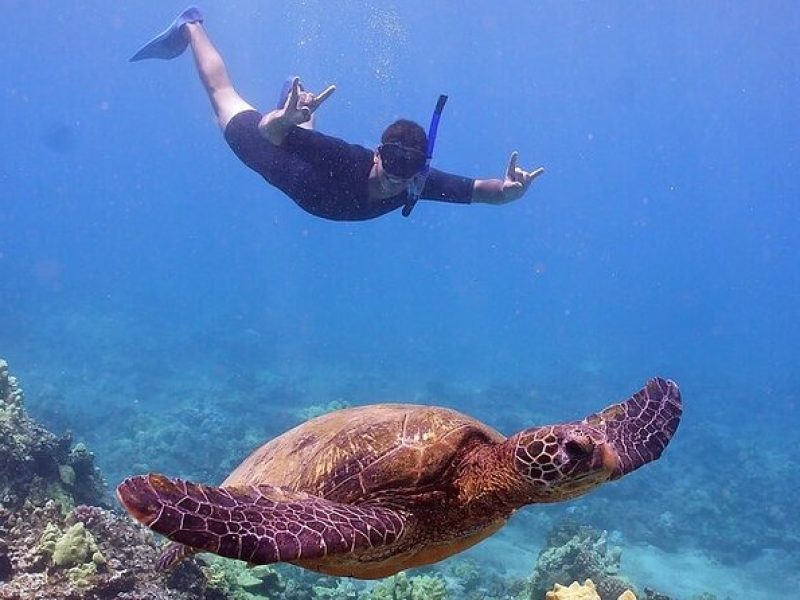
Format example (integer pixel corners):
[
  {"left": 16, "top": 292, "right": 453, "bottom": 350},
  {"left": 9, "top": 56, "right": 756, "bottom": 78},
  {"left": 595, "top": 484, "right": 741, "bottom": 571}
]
[{"left": 224, "top": 110, "right": 474, "bottom": 221}]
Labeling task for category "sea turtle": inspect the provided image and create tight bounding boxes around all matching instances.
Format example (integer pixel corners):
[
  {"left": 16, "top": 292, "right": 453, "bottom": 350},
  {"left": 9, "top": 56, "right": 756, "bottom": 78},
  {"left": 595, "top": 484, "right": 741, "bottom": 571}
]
[{"left": 117, "top": 377, "right": 681, "bottom": 579}]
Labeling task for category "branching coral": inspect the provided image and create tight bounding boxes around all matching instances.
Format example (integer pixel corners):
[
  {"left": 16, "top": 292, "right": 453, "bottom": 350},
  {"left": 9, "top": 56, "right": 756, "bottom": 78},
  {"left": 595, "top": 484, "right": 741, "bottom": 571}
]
[{"left": 527, "top": 521, "right": 635, "bottom": 600}]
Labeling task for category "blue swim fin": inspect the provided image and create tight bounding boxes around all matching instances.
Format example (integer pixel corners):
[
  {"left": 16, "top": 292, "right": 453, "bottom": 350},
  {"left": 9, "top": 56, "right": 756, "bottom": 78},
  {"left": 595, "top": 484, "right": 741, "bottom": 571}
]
[{"left": 129, "top": 6, "right": 204, "bottom": 62}]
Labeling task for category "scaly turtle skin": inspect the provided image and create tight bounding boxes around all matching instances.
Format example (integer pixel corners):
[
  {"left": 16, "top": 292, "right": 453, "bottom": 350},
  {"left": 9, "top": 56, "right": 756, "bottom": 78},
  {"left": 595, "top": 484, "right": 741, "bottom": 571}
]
[{"left": 117, "top": 377, "right": 681, "bottom": 579}]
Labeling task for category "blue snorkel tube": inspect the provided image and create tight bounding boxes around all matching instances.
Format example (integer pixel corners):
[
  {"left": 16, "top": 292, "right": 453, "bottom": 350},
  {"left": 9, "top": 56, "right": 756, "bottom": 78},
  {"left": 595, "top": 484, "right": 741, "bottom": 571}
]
[{"left": 402, "top": 94, "right": 448, "bottom": 217}]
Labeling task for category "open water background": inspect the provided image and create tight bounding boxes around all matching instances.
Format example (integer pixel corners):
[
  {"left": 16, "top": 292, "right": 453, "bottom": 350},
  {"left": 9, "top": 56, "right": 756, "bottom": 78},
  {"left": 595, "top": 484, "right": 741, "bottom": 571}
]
[{"left": 1, "top": 2, "right": 798, "bottom": 597}]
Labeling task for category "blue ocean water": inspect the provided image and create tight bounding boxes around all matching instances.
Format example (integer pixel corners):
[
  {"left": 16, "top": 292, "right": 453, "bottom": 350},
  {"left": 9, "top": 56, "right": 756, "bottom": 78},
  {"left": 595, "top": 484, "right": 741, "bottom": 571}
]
[{"left": 1, "top": 1, "right": 798, "bottom": 598}]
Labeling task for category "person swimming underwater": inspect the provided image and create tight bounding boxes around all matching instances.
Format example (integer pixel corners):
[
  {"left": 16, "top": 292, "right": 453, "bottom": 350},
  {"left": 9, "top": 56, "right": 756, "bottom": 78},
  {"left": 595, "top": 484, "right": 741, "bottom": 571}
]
[{"left": 130, "top": 6, "right": 544, "bottom": 221}]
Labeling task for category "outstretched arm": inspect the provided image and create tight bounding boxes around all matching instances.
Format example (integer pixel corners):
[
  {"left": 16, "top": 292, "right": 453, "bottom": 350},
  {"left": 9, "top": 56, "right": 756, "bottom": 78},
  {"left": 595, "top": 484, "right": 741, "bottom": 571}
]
[
  {"left": 259, "top": 77, "right": 336, "bottom": 146},
  {"left": 471, "top": 151, "right": 544, "bottom": 204}
]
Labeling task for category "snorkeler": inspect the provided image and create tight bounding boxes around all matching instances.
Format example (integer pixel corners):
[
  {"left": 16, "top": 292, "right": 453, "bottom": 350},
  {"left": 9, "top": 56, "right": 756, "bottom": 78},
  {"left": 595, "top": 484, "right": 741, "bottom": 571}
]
[{"left": 130, "top": 7, "right": 544, "bottom": 221}]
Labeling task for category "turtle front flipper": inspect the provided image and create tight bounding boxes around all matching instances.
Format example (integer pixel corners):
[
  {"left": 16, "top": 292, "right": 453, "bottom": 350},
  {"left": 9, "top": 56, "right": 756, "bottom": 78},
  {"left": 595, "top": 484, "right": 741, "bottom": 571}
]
[
  {"left": 117, "top": 474, "right": 411, "bottom": 566},
  {"left": 585, "top": 377, "right": 682, "bottom": 478}
]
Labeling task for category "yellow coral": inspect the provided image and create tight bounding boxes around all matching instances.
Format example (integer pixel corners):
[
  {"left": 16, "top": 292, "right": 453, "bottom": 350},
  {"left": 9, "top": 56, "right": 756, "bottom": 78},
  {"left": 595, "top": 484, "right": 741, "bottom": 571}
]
[
  {"left": 546, "top": 579, "right": 637, "bottom": 600},
  {"left": 546, "top": 580, "right": 601, "bottom": 600},
  {"left": 38, "top": 522, "right": 61, "bottom": 558},
  {"left": 67, "top": 561, "right": 97, "bottom": 587}
]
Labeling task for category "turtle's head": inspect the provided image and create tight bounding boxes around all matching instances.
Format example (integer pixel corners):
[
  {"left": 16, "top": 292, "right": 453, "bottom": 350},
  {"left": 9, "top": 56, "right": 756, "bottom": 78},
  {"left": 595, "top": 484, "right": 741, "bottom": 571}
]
[
  {"left": 510, "top": 377, "right": 682, "bottom": 504},
  {"left": 509, "top": 423, "right": 618, "bottom": 503}
]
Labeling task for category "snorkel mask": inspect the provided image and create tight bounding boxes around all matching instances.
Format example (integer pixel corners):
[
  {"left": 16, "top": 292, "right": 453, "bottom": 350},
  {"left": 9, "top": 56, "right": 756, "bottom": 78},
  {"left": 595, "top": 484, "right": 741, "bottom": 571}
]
[{"left": 378, "top": 143, "right": 428, "bottom": 179}]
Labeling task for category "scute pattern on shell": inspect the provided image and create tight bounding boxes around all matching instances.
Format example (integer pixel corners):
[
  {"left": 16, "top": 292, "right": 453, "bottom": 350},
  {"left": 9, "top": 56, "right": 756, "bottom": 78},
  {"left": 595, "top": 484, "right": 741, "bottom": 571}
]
[{"left": 222, "top": 404, "right": 505, "bottom": 504}]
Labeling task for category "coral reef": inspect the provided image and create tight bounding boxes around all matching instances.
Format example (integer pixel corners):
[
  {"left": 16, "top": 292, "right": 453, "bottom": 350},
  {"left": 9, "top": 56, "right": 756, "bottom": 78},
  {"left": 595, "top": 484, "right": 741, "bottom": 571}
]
[
  {"left": 199, "top": 556, "right": 288, "bottom": 599},
  {"left": 0, "top": 497, "right": 215, "bottom": 599},
  {"left": 446, "top": 558, "right": 525, "bottom": 600},
  {"left": 527, "top": 522, "right": 731, "bottom": 600},
  {"left": 527, "top": 521, "right": 638, "bottom": 600},
  {"left": 0, "top": 359, "right": 105, "bottom": 511},
  {"left": 364, "top": 571, "right": 449, "bottom": 600},
  {"left": 0, "top": 359, "right": 215, "bottom": 599}
]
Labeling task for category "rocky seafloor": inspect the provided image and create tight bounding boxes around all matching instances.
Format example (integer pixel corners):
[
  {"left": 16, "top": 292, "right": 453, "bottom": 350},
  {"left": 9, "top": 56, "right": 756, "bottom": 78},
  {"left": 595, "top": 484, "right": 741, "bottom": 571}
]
[{"left": 0, "top": 358, "right": 722, "bottom": 599}]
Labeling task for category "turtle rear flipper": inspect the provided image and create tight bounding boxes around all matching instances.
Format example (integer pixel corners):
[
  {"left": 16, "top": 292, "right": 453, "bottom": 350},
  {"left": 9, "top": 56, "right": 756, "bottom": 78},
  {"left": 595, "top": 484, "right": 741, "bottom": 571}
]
[
  {"left": 117, "top": 474, "right": 410, "bottom": 566},
  {"left": 586, "top": 376, "right": 682, "bottom": 478},
  {"left": 157, "top": 542, "right": 196, "bottom": 570}
]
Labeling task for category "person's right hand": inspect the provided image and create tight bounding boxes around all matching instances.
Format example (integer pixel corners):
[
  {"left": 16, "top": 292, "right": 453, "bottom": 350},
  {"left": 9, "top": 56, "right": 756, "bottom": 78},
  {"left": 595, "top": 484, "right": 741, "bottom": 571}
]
[{"left": 281, "top": 77, "right": 336, "bottom": 125}]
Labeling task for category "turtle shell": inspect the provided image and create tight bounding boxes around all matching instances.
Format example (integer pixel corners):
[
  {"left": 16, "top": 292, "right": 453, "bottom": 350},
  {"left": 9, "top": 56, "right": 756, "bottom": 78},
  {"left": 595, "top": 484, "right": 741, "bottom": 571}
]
[{"left": 223, "top": 403, "right": 505, "bottom": 504}]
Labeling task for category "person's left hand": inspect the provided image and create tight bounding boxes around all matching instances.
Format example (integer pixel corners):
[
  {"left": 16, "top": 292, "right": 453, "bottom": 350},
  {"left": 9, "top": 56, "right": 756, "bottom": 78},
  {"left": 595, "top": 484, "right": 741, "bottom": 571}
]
[{"left": 500, "top": 151, "right": 544, "bottom": 203}]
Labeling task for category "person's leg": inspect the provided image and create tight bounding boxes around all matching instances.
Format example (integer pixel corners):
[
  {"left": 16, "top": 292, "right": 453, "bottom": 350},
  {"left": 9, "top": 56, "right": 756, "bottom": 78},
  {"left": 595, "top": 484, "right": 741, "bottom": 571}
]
[{"left": 184, "top": 22, "right": 255, "bottom": 131}]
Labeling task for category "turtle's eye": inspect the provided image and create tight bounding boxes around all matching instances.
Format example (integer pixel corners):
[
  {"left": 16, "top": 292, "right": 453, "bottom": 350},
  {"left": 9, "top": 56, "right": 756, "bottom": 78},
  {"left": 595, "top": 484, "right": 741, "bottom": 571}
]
[{"left": 564, "top": 435, "right": 594, "bottom": 460}]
